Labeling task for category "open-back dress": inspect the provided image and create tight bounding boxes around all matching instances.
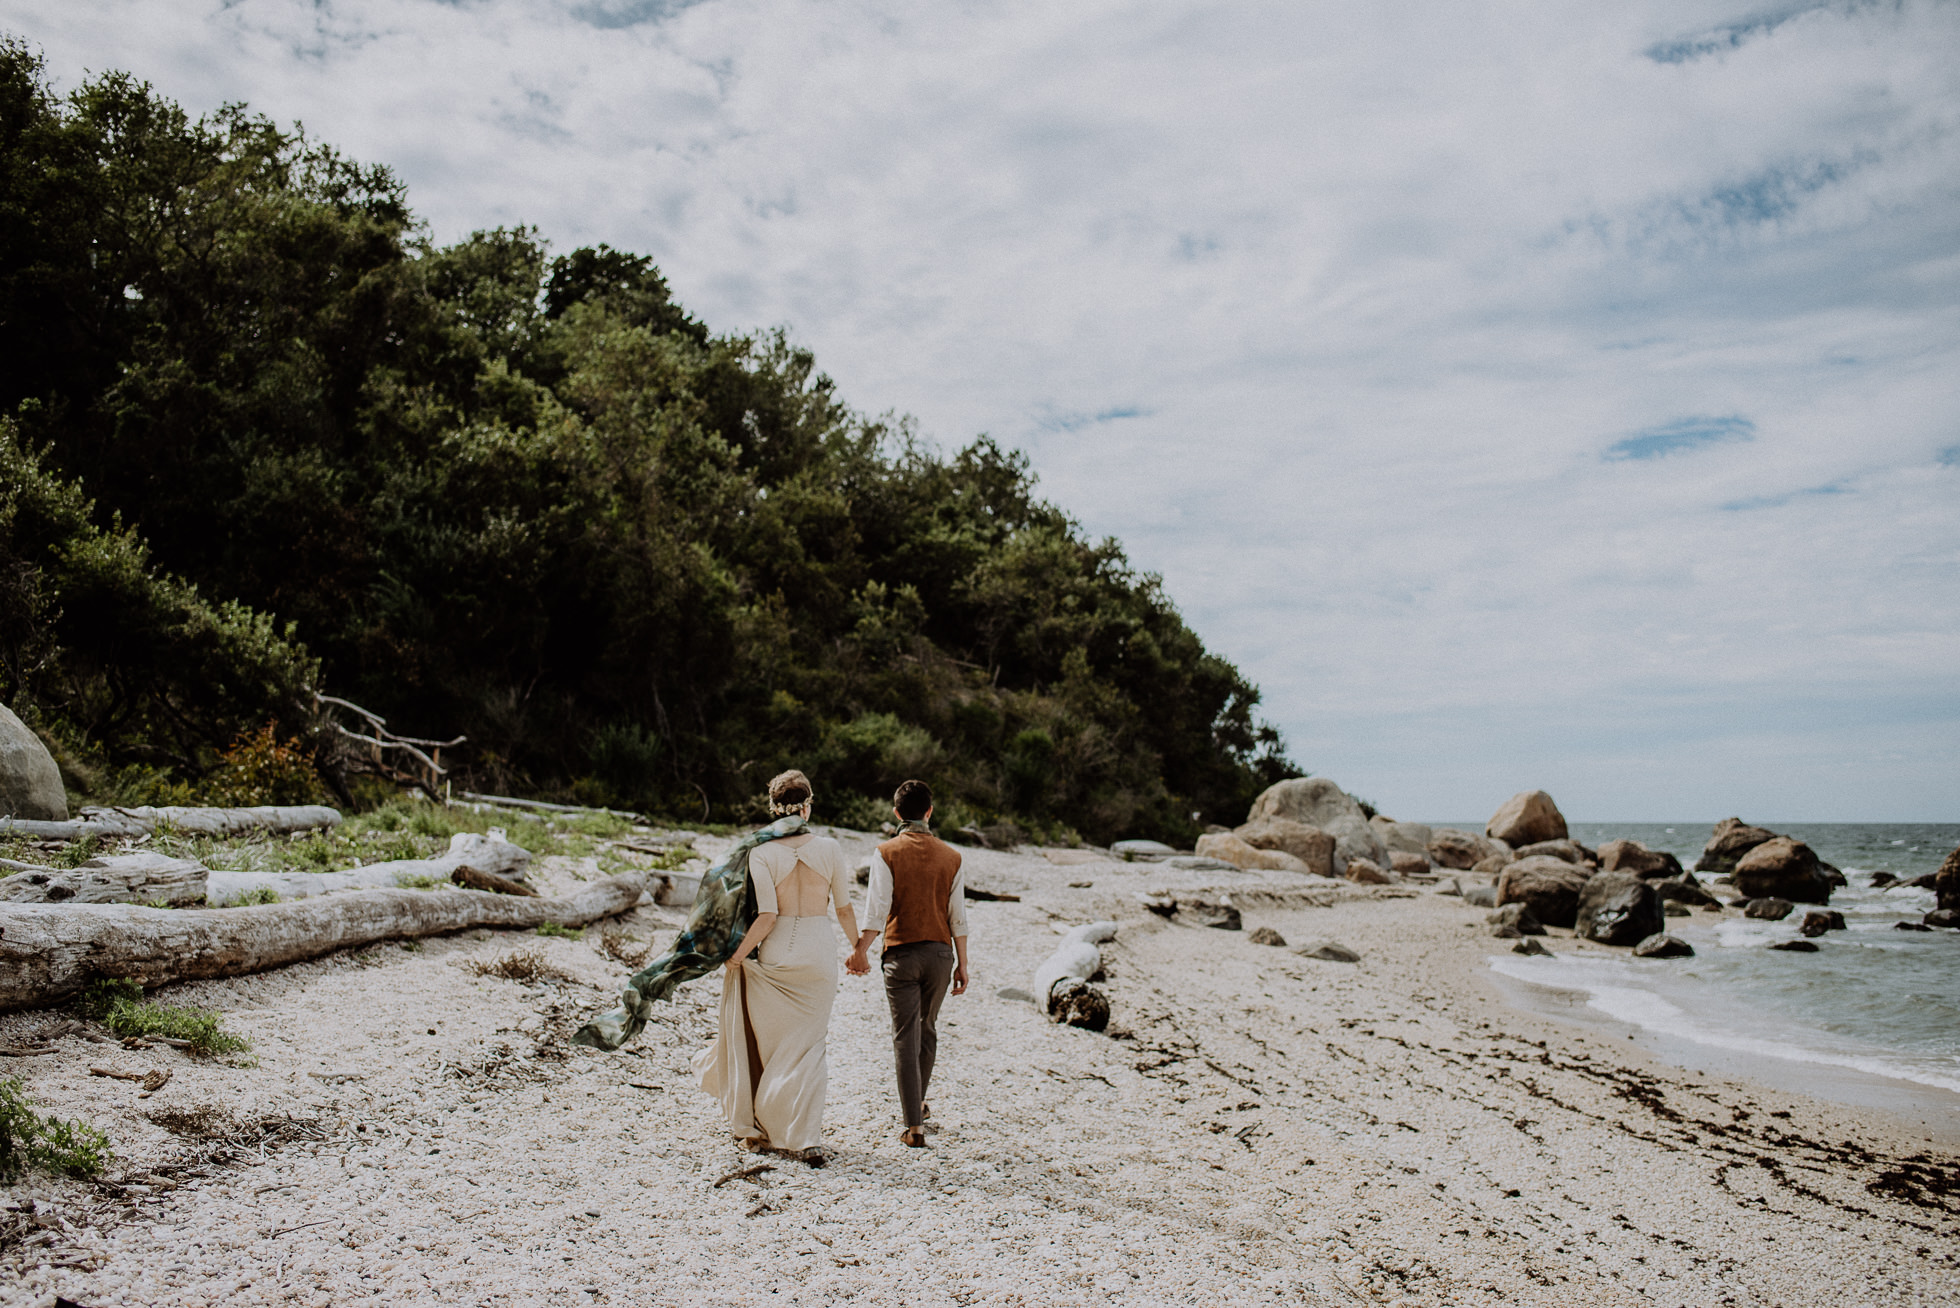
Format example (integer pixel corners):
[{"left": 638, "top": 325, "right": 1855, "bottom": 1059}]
[{"left": 691, "top": 833, "right": 854, "bottom": 1151}]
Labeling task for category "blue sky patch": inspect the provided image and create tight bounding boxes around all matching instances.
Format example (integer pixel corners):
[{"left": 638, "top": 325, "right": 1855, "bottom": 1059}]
[
  {"left": 1606, "top": 415, "right": 1755, "bottom": 461},
  {"left": 1036, "top": 406, "right": 1150, "bottom": 433},
  {"left": 1721, "top": 479, "right": 1851, "bottom": 511}
]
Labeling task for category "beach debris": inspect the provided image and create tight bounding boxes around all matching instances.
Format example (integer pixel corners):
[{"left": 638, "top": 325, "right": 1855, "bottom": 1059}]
[
  {"left": 1798, "top": 909, "right": 1845, "bottom": 938},
  {"left": 1511, "top": 937, "right": 1554, "bottom": 957},
  {"left": 1031, "top": 921, "right": 1119, "bottom": 1030},
  {"left": 1733, "top": 838, "right": 1833, "bottom": 905},
  {"left": 1068, "top": 880, "right": 1093, "bottom": 889},
  {"left": 1575, "top": 873, "right": 1663, "bottom": 946},
  {"left": 1632, "top": 933, "right": 1693, "bottom": 959},
  {"left": 469, "top": 949, "right": 579, "bottom": 985},
  {"left": 0, "top": 803, "right": 341, "bottom": 843},
  {"left": 1176, "top": 899, "right": 1242, "bottom": 930},
  {"left": 1486, "top": 790, "right": 1567, "bottom": 847},
  {"left": 962, "top": 885, "right": 1021, "bottom": 902},
  {"left": 1344, "top": 858, "right": 1392, "bottom": 885},
  {"left": 1486, "top": 903, "right": 1545, "bottom": 936},
  {"left": 1111, "top": 840, "right": 1178, "bottom": 862},
  {"left": 1246, "top": 926, "right": 1286, "bottom": 947},
  {"left": 0, "top": 852, "right": 208, "bottom": 907},
  {"left": 712, "top": 1163, "right": 774, "bottom": 1188},
  {"left": 1893, "top": 921, "right": 1933, "bottom": 932},
  {"left": 1767, "top": 939, "right": 1819, "bottom": 952},
  {"left": 1926, "top": 909, "right": 1960, "bottom": 929},
  {"left": 1743, "top": 897, "right": 1794, "bottom": 921},
  {"left": 453, "top": 864, "right": 539, "bottom": 897},
  {"left": 1495, "top": 856, "right": 1590, "bottom": 929},
  {"left": 1293, "top": 940, "right": 1360, "bottom": 963},
  {"left": 0, "top": 873, "right": 644, "bottom": 1011}
]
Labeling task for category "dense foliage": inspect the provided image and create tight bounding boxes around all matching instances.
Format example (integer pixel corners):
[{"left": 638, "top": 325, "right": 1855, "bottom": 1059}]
[{"left": 0, "top": 41, "right": 1296, "bottom": 841}]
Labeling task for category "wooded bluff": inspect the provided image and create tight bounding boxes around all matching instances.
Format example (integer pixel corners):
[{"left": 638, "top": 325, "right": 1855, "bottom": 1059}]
[{"left": 0, "top": 41, "right": 1297, "bottom": 842}]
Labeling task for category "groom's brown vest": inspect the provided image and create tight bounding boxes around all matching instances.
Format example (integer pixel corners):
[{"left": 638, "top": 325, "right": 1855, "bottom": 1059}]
[{"left": 878, "top": 828, "right": 961, "bottom": 947}]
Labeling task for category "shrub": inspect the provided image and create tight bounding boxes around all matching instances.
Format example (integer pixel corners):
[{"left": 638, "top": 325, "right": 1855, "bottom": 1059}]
[
  {"left": 0, "top": 1077, "right": 112, "bottom": 1183},
  {"left": 204, "top": 723, "right": 327, "bottom": 807},
  {"left": 76, "top": 978, "right": 250, "bottom": 1056}
]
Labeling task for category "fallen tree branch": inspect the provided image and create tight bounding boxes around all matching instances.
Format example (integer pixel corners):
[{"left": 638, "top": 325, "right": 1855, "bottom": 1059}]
[
  {"left": 0, "top": 805, "right": 341, "bottom": 843},
  {"left": 451, "top": 865, "right": 538, "bottom": 897},
  {"left": 713, "top": 1164, "right": 774, "bottom": 1188},
  {"left": 0, "top": 853, "right": 206, "bottom": 906},
  {"left": 458, "top": 791, "right": 649, "bottom": 824},
  {"left": 0, "top": 874, "right": 646, "bottom": 1012}
]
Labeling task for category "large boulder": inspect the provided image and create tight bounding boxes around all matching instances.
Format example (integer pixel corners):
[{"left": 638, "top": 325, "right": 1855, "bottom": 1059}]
[
  {"left": 1694, "top": 818, "right": 1777, "bottom": 874},
  {"left": 1597, "top": 839, "right": 1683, "bottom": 878},
  {"left": 1495, "top": 856, "right": 1592, "bottom": 929},
  {"left": 1235, "top": 819, "right": 1336, "bottom": 877},
  {"left": 1514, "top": 839, "right": 1587, "bottom": 865},
  {"left": 1388, "top": 850, "right": 1430, "bottom": 877},
  {"left": 1194, "top": 832, "right": 1313, "bottom": 875},
  {"left": 0, "top": 703, "right": 67, "bottom": 821},
  {"left": 1937, "top": 845, "right": 1960, "bottom": 914},
  {"left": 1369, "top": 817, "right": 1433, "bottom": 856},
  {"left": 1575, "top": 873, "right": 1663, "bottom": 946},
  {"left": 1323, "top": 814, "right": 1388, "bottom": 871},
  {"left": 1428, "top": 828, "right": 1511, "bottom": 870},
  {"left": 1732, "top": 837, "right": 1832, "bottom": 905},
  {"left": 1486, "top": 790, "right": 1567, "bottom": 846},
  {"left": 1654, "top": 876, "right": 1721, "bottom": 908},
  {"left": 1247, "top": 777, "right": 1366, "bottom": 829}
]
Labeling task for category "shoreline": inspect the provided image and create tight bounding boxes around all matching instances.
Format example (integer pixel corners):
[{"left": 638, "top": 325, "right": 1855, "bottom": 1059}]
[{"left": 2, "top": 834, "right": 1956, "bottom": 1306}]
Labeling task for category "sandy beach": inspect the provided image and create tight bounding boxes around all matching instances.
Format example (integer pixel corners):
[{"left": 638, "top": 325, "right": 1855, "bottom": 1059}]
[{"left": 3, "top": 836, "right": 1956, "bottom": 1307}]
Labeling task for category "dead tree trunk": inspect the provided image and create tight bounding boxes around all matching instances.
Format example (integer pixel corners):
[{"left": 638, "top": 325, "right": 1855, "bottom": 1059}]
[
  {"left": 0, "top": 853, "right": 206, "bottom": 906},
  {"left": 0, "top": 805, "right": 342, "bottom": 842},
  {"left": 0, "top": 874, "right": 645, "bottom": 1011}
]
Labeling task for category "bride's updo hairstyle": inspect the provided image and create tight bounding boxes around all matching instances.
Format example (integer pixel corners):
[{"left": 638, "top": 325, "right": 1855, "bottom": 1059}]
[{"left": 767, "top": 769, "right": 813, "bottom": 818}]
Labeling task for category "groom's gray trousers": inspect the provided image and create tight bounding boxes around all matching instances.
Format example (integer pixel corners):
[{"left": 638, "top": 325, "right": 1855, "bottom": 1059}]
[{"left": 880, "top": 940, "right": 955, "bottom": 1129}]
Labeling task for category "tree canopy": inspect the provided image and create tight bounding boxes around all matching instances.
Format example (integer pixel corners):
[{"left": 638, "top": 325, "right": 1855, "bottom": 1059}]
[{"left": 0, "top": 39, "right": 1297, "bottom": 841}]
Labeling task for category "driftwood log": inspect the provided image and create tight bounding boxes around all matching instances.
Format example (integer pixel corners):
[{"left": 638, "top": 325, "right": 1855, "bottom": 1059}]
[
  {"left": 0, "top": 873, "right": 645, "bottom": 1011},
  {"left": 451, "top": 865, "right": 538, "bottom": 896},
  {"left": 0, "top": 805, "right": 342, "bottom": 842},
  {"left": 1030, "top": 921, "right": 1118, "bottom": 1030},
  {"left": 204, "top": 830, "right": 532, "bottom": 903},
  {"left": 0, "top": 853, "right": 207, "bottom": 906}
]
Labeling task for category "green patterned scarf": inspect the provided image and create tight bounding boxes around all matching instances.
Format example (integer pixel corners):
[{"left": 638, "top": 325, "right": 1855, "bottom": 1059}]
[{"left": 572, "top": 815, "right": 810, "bottom": 1050}]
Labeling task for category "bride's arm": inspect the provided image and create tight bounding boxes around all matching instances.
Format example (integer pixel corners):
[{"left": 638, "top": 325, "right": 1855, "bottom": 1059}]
[
  {"left": 828, "top": 845, "right": 865, "bottom": 972},
  {"left": 726, "top": 912, "right": 777, "bottom": 968},
  {"left": 727, "top": 851, "right": 781, "bottom": 968}
]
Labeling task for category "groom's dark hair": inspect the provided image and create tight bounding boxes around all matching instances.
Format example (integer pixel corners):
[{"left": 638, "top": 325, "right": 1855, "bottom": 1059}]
[{"left": 893, "top": 779, "right": 933, "bottom": 821}]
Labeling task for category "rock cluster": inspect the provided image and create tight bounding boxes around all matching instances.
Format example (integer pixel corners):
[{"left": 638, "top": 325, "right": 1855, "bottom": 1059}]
[{"left": 1694, "top": 819, "right": 1835, "bottom": 904}]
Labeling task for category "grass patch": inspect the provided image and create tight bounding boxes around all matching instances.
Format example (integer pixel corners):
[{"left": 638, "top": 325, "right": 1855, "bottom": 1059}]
[
  {"left": 0, "top": 1077, "right": 112, "bottom": 1182},
  {"left": 394, "top": 873, "right": 443, "bottom": 890},
  {"left": 75, "top": 978, "right": 250, "bottom": 1057},
  {"left": 52, "top": 832, "right": 101, "bottom": 868},
  {"left": 223, "top": 886, "right": 281, "bottom": 906},
  {"left": 467, "top": 949, "right": 577, "bottom": 984},
  {"left": 534, "top": 922, "right": 582, "bottom": 939}
]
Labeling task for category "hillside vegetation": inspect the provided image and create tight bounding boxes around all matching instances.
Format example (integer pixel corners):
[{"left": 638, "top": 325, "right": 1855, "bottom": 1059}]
[{"left": 0, "top": 41, "right": 1296, "bottom": 842}]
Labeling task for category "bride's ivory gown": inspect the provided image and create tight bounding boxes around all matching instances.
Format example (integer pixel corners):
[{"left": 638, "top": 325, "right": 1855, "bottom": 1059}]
[{"left": 693, "top": 834, "right": 854, "bottom": 1151}]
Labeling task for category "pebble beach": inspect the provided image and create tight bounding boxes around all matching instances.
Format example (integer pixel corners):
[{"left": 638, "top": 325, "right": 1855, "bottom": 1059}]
[{"left": 3, "top": 834, "right": 1956, "bottom": 1307}]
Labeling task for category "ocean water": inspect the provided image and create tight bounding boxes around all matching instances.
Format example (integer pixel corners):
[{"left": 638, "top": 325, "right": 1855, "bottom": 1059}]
[{"left": 1464, "top": 822, "right": 1960, "bottom": 1101}]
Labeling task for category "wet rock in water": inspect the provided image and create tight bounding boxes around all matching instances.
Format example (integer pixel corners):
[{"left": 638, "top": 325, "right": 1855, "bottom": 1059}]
[
  {"left": 1179, "top": 900, "right": 1243, "bottom": 931},
  {"left": 1345, "top": 858, "right": 1393, "bottom": 885},
  {"left": 0, "top": 702, "right": 68, "bottom": 821},
  {"left": 1575, "top": 873, "right": 1664, "bottom": 946},
  {"left": 1486, "top": 790, "right": 1568, "bottom": 847},
  {"left": 1597, "top": 839, "right": 1683, "bottom": 879},
  {"left": 1744, "top": 897, "right": 1795, "bottom": 921},
  {"left": 1295, "top": 940, "right": 1361, "bottom": 963},
  {"left": 1768, "top": 939, "right": 1819, "bottom": 953},
  {"left": 1486, "top": 903, "right": 1546, "bottom": 935},
  {"left": 1938, "top": 845, "right": 1960, "bottom": 913},
  {"left": 1869, "top": 871, "right": 1899, "bottom": 889},
  {"left": 1514, "top": 839, "right": 1588, "bottom": 865},
  {"left": 1461, "top": 882, "right": 1498, "bottom": 908},
  {"left": 1821, "top": 863, "right": 1847, "bottom": 888},
  {"left": 996, "top": 986, "right": 1036, "bottom": 1002},
  {"left": 1195, "top": 832, "right": 1313, "bottom": 874},
  {"left": 1893, "top": 920, "right": 1933, "bottom": 932},
  {"left": 1388, "top": 850, "right": 1431, "bottom": 877},
  {"left": 1664, "top": 903, "right": 1690, "bottom": 917},
  {"left": 1427, "top": 828, "right": 1511, "bottom": 871},
  {"left": 1496, "top": 855, "right": 1592, "bottom": 929},
  {"left": 1234, "top": 818, "right": 1337, "bottom": 877},
  {"left": 1491, "top": 924, "right": 1522, "bottom": 939},
  {"left": 1112, "top": 839, "right": 1179, "bottom": 862},
  {"left": 1633, "top": 933, "right": 1694, "bottom": 959},
  {"left": 1247, "top": 926, "right": 1287, "bottom": 947},
  {"left": 1903, "top": 873, "right": 1938, "bottom": 890},
  {"left": 1799, "top": 909, "right": 1846, "bottom": 938},
  {"left": 1512, "top": 937, "right": 1554, "bottom": 957},
  {"left": 1734, "top": 837, "right": 1832, "bottom": 905},
  {"left": 1695, "top": 818, "right": 1778, "bottom": 875},
  {"left": 1926, "top": 909, "right": 1960, "bottom": 929},
  {"left": 1655, "top": 876, "right": 1722, "bottom": 908},
  {"left": 1047, "top": 978, "right": 1110, "bottom": 1031}
]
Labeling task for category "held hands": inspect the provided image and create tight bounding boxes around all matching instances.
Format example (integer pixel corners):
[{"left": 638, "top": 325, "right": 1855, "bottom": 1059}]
[{"left": 845, "top": 947, "right": 872, "bottom": 976}]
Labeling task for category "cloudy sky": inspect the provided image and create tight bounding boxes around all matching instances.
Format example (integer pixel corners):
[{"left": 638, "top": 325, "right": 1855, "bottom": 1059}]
[{"left": 12, "top": 0, "right": 1958, "bottom": 821}]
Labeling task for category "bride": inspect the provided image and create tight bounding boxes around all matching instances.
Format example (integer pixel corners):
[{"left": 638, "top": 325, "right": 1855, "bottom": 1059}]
[{"left": 693, "top": 770, "right": 865, "bottom": 1164}]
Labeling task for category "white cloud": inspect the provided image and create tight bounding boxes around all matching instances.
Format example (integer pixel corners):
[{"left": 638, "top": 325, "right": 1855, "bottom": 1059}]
[{"left": 9, "top": 0, "right": 1957, "bottom": 819}]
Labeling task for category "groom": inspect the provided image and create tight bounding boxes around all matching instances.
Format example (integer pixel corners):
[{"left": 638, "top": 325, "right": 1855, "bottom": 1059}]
[{"left": 849, "top": 779, "right": 969, "bottom": 1148}]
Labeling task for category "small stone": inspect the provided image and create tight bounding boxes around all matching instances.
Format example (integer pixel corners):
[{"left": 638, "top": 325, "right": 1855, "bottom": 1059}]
[
  {"left": 1511, "top": 938, "right": 1553, "bottom": 957},
  {"left": 1486, "top": 903, "right": 1545, "bottom": 935},
  {"left": 1869, "top": 871, "right": 1898, "bottom": 888},
  {"left": 1798, "top": 910, "right": 1845, "bottom": 938},
  {"left": 1743, "top": 898, "right": 1794, "bottom": 921},
  {"left": 1893, "top": 920, "right": 1933, "bottom": 932},
  {"left": 1295, "top": 940, "right": 1360, "bottom": 963},
  {"left": 1664, "top": 903, "right": 1689, "bottom": 916},
  {"left": 1068, "top": 881, "right": 1093, "bottom": 889},
  {"left": 1490, "top": 924, "right": 1522, "bottom": 939},
  {"left": 1926, "top": 909, "right": 1960, "bottom": 929},
  {"left": 1344, "top": 858, "right": 1392, "bottom": 885},
  {"left": 1632, "top": 933, "right": 1694, "bottom": 959},
  {"left": 1767, "top": 939, "right": 1818, "bottom": 952},
  {"left": 1246, "top": 926, "right": 1287, "bottom": 947}
]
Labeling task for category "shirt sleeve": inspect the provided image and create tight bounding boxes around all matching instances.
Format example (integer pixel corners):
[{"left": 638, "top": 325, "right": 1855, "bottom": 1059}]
[
  {"left": 750, "top": 846, "right": 779, "bottom": 915},
  {"left": 863, "top": 850, "right": 893, "bottom": 937},
  {"left": 947, "top": 859, "right": 969, "bottom": 937},
  {"left": 826, "top": 842, "right": 854, "bottom": 913}
]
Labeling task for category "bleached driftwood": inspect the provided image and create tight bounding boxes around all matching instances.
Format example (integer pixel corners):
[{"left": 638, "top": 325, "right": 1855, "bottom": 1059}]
[
  {"left": 203, "top": 830, "right": 532, "bottom": 904},
  {"left": 459, "top": 791, "right": 648, "bottom": 823},
  {"left": 0, "top": 852, "right": 207, "bottom": 907},
  {"left": 0, "top": 873, "right": 646, "bottom": 1011},
  {"left": 1031, "top": 921, "right": 1119, "bottom": 1002},
  {"left": 0, "top": 804, "right": 342, "bottom": 842}
]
